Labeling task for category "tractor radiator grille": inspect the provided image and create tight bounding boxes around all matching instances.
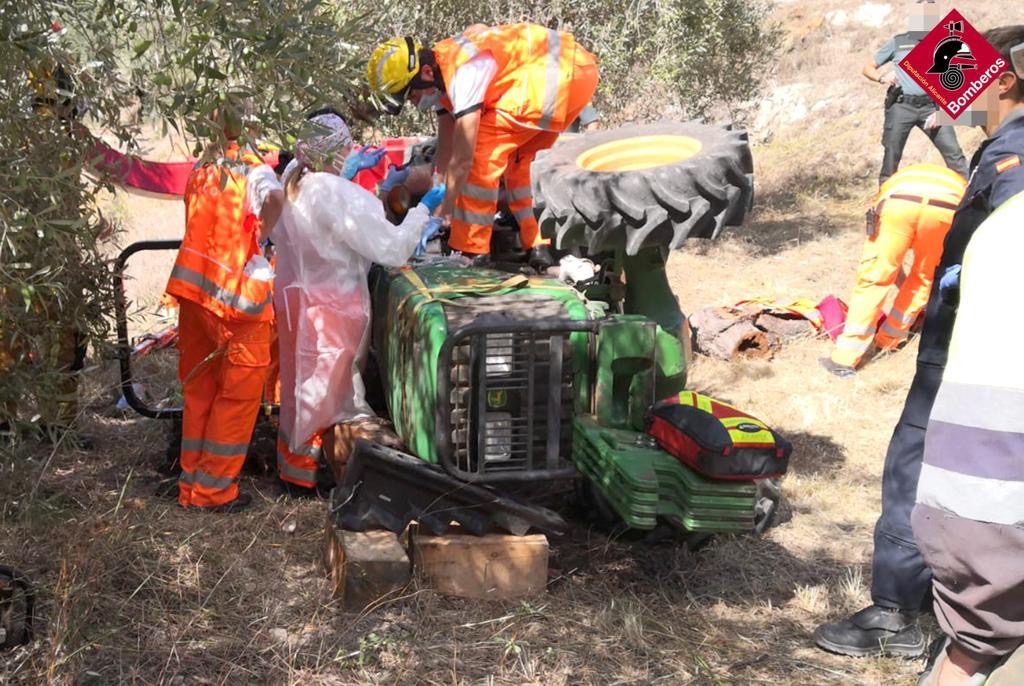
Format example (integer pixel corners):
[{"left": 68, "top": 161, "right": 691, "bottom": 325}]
[{"left": 438, "top": 322, "right": 591, "bottom": 482}]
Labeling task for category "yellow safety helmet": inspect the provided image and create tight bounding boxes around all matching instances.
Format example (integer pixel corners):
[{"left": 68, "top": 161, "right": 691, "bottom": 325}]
[{"left": 367, "top": 36, "right": 423, "bottom": 115}]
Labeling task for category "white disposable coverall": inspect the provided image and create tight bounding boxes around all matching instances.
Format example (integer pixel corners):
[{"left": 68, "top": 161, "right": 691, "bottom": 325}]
[{"left": 272, "top": 172, "right": 429, "bottom": 451}]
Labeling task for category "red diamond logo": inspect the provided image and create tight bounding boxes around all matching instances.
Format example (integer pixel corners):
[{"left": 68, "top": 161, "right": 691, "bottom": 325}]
[{"left": 900, "top": 9, "right": 1008, "bottom": 120}]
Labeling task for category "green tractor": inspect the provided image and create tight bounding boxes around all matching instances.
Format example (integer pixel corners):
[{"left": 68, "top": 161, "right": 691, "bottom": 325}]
[{"left": 365, "top": 121, "right": 782, "bottom": 538}]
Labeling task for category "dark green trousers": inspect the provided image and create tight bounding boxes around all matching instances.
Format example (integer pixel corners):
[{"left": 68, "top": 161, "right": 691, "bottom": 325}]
[{"left": 881, "top": 97, "right": 969, "bottom": 184}]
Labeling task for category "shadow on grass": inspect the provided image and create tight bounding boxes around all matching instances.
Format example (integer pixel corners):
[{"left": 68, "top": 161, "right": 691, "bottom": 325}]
[
  {"left": 785, "top": 430, "right": 847, "bottom": 477},
  {"left": 0, "top": 396, "right": 903, "bottom": 686},
  {"left": 722, "top": 162, "right": 873, "bottom": 258}
]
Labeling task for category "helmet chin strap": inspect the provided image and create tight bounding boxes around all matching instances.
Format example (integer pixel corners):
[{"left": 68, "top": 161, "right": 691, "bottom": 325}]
[{"left": 403, "top": 36, "right": 417, "bottom": 71}]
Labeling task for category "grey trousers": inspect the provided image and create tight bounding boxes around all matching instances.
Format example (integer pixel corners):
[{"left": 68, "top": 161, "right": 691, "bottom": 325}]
[{"left": 913, "top": 503, "right": 1024, "bottom": 659}]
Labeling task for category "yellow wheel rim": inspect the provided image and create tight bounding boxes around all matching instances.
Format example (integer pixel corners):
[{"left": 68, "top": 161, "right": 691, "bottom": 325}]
[{"left": 575, "top": 135, "right": 703, "bottom": 172}]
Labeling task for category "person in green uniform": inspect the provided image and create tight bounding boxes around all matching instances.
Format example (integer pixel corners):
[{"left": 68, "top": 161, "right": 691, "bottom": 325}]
[{"left": 864, "top": 2, "right": 968, "bottom": 184}]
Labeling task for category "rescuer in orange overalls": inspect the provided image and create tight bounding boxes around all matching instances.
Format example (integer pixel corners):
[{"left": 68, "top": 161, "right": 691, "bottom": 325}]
[
  {"left": 366, "top": 24, "right": 599, "bottom": 269},
  {"left": 165, "top": 107, "right": 284, "bottom": 512},
  {"left": 822, "top": 163, "right": 966, "bottom": 376}
]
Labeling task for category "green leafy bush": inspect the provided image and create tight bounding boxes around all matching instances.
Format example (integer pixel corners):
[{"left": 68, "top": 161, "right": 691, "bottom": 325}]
[
  {"left": 0, "top": 0, "right": 366, "bottom": 431},
  {"left": 346, "top": 0, "right": 780, "bottom": 126},
  {"left": 0, "top": 0, "right": 777, "bottom": 434}
]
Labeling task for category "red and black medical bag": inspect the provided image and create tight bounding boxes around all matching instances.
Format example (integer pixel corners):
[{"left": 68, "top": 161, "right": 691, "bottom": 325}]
[{"left": 646, "top": 391, "right": 791, "bottom": 480}]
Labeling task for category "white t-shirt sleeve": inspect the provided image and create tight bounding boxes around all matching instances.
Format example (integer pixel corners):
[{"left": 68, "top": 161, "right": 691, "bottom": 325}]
[
  {"left": 245, "top": 163, "right": 283, "bottom": 218},
  {"left": 447, "top": 52, "right": 498, "bottom": 118}
]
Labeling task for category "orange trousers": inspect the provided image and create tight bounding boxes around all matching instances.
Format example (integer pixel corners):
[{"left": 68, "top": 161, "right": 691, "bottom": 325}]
[
  {"left": 177, "top": 299, "right": 271, "bottom": 508},
  {"left": 831, "top": 198, "right": 955, "bottom": 368},
  {"left": 276, "top": 430, "right": 323, "bottom": 489},
  {"left": 449, "top": 61, "right": 598, "bottom": 255}
]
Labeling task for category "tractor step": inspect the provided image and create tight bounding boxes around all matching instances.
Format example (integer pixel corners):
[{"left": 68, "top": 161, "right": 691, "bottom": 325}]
[{"left": 572, "top": 416, "right": 758, "bottom": 534}]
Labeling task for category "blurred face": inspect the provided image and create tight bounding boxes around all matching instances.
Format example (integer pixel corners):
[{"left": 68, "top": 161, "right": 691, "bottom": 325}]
[
  {"left": 325, "top": 145, "right": 353, "bottom": 175},
  {"left": 407, "top": 65, "right": 442, "bottom": 111},
  {"left": 938, "top": 71, "right": 1022, "bottom": 134},
  {"left": 908, "top": 2, "right": 941, "bottom": 33}
]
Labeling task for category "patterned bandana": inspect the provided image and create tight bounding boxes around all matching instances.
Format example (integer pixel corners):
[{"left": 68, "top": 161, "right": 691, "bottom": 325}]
[{"left": 295, "top": 113, "right": 354, "bottom": 170}]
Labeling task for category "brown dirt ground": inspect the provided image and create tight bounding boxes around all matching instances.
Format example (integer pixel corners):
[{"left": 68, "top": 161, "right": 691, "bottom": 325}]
[{"left": 1, "top": 1, "right": 1010, "bottom": 683}]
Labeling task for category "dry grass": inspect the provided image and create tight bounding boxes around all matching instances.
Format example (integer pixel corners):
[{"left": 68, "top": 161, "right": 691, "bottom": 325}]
[
  {"left": 4, "top": 0, "right": 1014, "bottom": 683},
  {"left": 0, "top": 178, "right": 925, "bottom": 685}
]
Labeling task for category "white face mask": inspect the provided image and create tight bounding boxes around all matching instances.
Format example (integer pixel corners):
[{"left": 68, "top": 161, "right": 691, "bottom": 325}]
[{"left": 416, "top": 89, "right": 441, "bottom": 112}]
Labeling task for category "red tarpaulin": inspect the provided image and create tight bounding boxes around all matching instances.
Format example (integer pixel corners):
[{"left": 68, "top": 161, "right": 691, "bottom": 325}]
[{"left": 94, "top": 138, "right": 417, "bottom": 197}]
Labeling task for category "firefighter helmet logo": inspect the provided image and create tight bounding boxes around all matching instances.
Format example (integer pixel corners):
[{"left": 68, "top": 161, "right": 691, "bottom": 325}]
[
  {"left": 926, "top": 20, "right": 976, "bottom": 91},
  {"left": 900, "top": 9, "right": 1006, "bottom": 120}
]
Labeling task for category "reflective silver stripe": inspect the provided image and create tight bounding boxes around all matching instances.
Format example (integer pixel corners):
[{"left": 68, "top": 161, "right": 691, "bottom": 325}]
[
  {"left": 453, "top": 34, "right": 479, "bottom": 59},
  {"left": 277, "top": 451, "right": 317, "bottom": 484},
  {"left": 839, "top": 324, "right": 873, "bottom": 336},
  {"left": 179, "top": 469, "right": 234, "bottom": 490},
  {"left": 182, "top": 245, "right": 232, "bottom": 273},
  {"left": 169, "top": 264, "right": 271, "bottom": 316},
  {"left": 932, "top": 381, "right": 1024, "bottom": 433},
  {"left": 835, "top": 337, "right": 871, "bottom": 351},
  {"left": 887, "top": 307, "right": 915, "bottom": 326},
  {"left": 203, "top": 439, "right": 250, "bottom": 457},
  {"left": 180, "top": 438, "right": 204, "bottom": 453},
  {"left": 452, "top": 206, "right": 496, "bottom": 226},
  {"left": 462, "top": 183, "right": 500, "bottom": 201},
  {"left": 879, "top": 320, "right": 907, "bottom": 339},
  {"left": 917, "top": 463, "right": 1024, "bottom": 526},
  {"left": 537, "top": 29, "right": 562, "bottom": 131},
  {"left": 376, "top": 46, "right": 399, "bottom": 91},
  {"left": 513, "top": 206, "right": 534, "bottom": 223},
  {"left": 277, "top": 429, "right": 323, "bottom": 458},
  {"left": 180, "top": 438, "right": 248, "bottom": 457},
  {"left": 507, "top": 186, "right": 532, "bottom": 201}
]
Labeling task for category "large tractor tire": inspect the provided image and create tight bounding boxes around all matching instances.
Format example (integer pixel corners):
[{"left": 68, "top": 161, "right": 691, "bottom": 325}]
[{"left": 532, "top": 122, "right": 754, "bottom": 255}]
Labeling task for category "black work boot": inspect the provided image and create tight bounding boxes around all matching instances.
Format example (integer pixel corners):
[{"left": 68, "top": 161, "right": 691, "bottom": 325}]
[
  {"left": 819, "top": 356, "right": 857, "bottom": 379},
  {"left": 449, "top": 250, "right": 491, "bottom": 267},
  {"left": 814, "top": 605, "right": 926, "bottom": 657},
  {"left": 209, "top": 491, "right": 253, "bottom": 514},
  {"left": 278, "top": 480, "right": 328, "bottom": 500},
  {"left": 527, "top": 245, "right": 555, "bottom": 272}
]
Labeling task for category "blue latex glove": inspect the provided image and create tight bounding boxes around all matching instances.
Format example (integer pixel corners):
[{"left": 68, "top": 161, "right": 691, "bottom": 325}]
[
  {"left": 419, "top": 183, "right": 447, "bottom": 213},
  {"left": 939, "top": 264, "right": 961, "bottom": 293},
  {"left": 342, "top": 146, "right": 386, "bottom": 180},
  {"left": 415, "top": 216, "right": 444, "bottom": 257},
  {"left": 378, "top": 165, "right": 411, "bottom": 193}
]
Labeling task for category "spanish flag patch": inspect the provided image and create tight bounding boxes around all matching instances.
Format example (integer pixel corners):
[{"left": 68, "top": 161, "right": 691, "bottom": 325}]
[{"left": 996, "top": 155, "right": 1021, "bottom": 174}]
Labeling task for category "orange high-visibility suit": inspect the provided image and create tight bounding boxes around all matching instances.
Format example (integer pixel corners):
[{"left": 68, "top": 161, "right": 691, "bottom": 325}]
[
  {"left": 436, "top": 24, "right": 599, "bottom": 255},
  {"left": 831, "top": 163, "right": 966, "bottom": 368},
  {"left": 166, "top": 145, "right": 275, "bottom": 508}
]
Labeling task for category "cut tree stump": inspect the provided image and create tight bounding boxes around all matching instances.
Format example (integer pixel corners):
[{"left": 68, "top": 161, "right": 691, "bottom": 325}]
[
  {"left": 323, "top": 518, "right": 410, "bottom": 610},
  {"left": 754, "top": 311, "right": 813, "bottom": 339},
  {"left": 322, "top": 417, "right": 404, "bottom": 483},
  {"left": 689, "top": 307, "right": 773, "bottom": 360},
  {"left": 411, "top": 525, "right": 549, "bottom": 599}
]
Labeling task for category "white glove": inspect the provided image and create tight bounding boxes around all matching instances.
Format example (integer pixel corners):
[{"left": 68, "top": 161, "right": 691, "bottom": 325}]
[
  {"left": 244, "top": 255, "right": 275, "bottom": 281},
  {"left": 558, "top": 256, "right": 596, "bottom": 284}
]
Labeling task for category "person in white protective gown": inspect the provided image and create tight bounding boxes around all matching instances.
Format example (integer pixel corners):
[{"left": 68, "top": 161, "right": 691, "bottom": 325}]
[{"left": 272, "top": 112, "right": 440, "bottom": 494}]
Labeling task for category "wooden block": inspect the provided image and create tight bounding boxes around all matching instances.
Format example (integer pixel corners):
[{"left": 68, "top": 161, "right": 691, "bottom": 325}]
[
  {"left": 322, "top": 518, "right": 410, "bottom": 610},
  {"left": 411, "top": 527, "right": 548, "bottom": 599},
  {"left": 321, "top": 418, "right": 404, "bottom": 483}
]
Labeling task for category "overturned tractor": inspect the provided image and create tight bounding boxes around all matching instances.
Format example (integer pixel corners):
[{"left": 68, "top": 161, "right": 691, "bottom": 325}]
[{"left": 343, "top": 121, "right": 784, "bottom": 540}]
